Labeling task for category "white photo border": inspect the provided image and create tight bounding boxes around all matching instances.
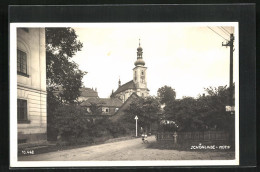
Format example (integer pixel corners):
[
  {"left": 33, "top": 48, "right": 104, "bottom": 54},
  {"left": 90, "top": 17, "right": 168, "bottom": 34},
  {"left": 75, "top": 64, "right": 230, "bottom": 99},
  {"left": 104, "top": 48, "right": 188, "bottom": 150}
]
[{"left": 10, "top": 22, "right": 239, "bottom": 167}]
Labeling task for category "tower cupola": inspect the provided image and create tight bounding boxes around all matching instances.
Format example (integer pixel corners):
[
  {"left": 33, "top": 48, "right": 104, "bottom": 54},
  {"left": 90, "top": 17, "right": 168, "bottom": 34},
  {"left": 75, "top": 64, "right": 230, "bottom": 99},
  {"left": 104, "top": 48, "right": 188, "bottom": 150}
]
[{"left": 134, "top": 39, "right": 145, "bottom": 66}]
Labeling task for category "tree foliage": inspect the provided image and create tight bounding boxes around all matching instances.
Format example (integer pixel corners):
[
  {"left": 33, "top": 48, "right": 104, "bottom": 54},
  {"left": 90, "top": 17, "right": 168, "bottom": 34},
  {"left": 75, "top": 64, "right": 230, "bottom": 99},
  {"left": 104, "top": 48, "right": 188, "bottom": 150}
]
[
  {"left": 163, "top": 85, "right": 234, "bottom": 132},
  {"left": 46, "top": 28, "right": 86, "bottom": 141},
  {"left": 157, "top": 85, "right": 176, "bottom": 105},
  {"left": 88, "top": 103, "right": 102, "bottom": 115},
  {"left": 46, "top": 27, "right": 86, "bottom": 103},
  {"left": 122, "top": 96, "right": 161, "bottom": 132},
  {"left": 53, "top": 104, "right": 91, "bottom": 140}
]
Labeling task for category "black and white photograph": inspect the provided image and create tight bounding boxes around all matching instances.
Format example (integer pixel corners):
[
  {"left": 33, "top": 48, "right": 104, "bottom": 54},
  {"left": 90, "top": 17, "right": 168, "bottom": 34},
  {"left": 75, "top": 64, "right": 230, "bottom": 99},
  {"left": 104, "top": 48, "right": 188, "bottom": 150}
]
[{"left": 10, "top": 22, "right": 239, "bottom": 167}]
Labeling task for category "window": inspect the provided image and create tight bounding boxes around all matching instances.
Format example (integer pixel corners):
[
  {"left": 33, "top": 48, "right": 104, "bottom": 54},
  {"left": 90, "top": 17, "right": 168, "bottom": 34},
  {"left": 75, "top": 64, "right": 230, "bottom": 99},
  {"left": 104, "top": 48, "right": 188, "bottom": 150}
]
[
  {"left": 17, "top": 99, "right": 28, "bottom": 123},
  {"left": 17, "top": 49, "right": 28, "bottom": 76},
  {"left": 141, "top": 70, "right": 144, "bottom": 75},
  {"left": 106, "top": 108, "right": 109, "bottom": 113}
]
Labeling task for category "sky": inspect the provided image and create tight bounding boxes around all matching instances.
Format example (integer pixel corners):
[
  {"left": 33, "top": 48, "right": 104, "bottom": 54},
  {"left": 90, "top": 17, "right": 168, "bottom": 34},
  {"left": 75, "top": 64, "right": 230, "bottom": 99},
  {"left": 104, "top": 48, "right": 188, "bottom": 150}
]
[{"left": 72, "top": 23, "right": 237, "bottom": 99}]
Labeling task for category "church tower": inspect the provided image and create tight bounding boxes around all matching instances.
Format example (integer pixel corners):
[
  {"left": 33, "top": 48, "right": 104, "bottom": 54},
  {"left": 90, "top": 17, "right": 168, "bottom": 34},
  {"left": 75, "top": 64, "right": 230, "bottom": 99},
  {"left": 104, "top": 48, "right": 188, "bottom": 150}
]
[{"left": 133, "top": 39, "right": 149, "bottom": 97}]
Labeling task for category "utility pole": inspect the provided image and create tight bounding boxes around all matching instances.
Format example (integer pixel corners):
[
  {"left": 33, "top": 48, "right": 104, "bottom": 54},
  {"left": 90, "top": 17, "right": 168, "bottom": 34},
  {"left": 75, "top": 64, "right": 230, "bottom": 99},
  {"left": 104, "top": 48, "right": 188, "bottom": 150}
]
[{"left": 222, "top": 33, "right": 234, "bottom": 107}]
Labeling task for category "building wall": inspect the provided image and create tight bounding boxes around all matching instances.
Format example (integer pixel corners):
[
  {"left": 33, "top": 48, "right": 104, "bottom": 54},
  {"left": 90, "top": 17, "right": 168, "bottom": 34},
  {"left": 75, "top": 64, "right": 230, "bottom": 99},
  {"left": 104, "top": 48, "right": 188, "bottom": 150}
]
[
  {"left": 110, "top": 93, "right": 139, "bottom": 122},
  {"left": 133, "top": 66, "right": 147, "bottom": 89},
  {"left": 136, "top": 88, "right": 149, "bottom": 98},
  {"left": 17, "top": 28, "right": 47, "bottom": 143},
  {"left": 102, "top": 106, "right": 119, "bottom": 115},
  {"left": 114, "top": 89, "right": 135, "bottom": 102}
]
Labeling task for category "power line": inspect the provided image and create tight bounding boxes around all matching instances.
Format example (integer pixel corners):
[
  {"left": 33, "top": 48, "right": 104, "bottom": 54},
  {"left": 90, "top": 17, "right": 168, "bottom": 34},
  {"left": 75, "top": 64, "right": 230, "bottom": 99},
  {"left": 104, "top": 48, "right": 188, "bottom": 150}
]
[
  {"left": 218, "top": 26, "right": 230, "bottom": 36},
  {"left": 207, "top": 26, "right": 229, "bottom": 41},
  {"left": 221, "top": 26, "right": 231, "bottom": 34}
]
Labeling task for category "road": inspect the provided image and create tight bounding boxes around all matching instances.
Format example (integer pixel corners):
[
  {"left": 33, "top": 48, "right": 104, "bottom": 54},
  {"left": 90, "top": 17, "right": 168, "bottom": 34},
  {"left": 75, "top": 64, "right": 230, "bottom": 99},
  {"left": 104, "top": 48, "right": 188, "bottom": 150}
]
[{"left": 19, "top": 136, "right": 234, "bottom": 161}]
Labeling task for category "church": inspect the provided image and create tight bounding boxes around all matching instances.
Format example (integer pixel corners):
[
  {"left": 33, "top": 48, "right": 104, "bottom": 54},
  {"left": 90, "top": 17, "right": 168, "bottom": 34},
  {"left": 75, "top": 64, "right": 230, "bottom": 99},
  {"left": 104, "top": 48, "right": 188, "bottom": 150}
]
[{"left": 111, "top": 40, "right": 149, "bottom": 102}]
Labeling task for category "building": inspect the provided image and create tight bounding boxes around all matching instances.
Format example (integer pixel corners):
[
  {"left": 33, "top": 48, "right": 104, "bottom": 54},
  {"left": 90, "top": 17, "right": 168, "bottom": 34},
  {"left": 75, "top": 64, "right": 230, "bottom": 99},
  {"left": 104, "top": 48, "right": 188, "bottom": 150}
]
[
  {"left": 53, "top": 86, "right": 98, "bottom": 102},
  {"left": 78, "top": 87, "right": 99, "bottom": 102},
  {"left": 17, "top": 28, "right": 47, "bottom": 144},
  {"left": 109, "top": 92, "right": 139, "bottom": 122},
  {"left": 112, "top": 40, "right": 149, "bottom": 102},
  {"left": 81, "top": 97, "right": 123, "bottom": 116}
]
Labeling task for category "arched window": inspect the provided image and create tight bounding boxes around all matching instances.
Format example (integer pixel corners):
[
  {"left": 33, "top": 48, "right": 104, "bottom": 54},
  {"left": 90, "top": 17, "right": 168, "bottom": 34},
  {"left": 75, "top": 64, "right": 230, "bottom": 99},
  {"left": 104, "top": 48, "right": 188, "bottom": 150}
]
[{"left": 141, "top": 70, "right": 144, "bottom": 75}]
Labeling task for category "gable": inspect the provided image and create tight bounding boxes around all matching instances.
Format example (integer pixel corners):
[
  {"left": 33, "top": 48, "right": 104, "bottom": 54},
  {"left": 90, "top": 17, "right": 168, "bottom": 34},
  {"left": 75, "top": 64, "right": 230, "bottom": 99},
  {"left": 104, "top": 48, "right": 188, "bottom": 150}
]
[
  {"left": 109, "top": 92, "right": 140, "bottom": 122},
  {"left": 113, "top": 80, "right": 136, "bottom": 95}
]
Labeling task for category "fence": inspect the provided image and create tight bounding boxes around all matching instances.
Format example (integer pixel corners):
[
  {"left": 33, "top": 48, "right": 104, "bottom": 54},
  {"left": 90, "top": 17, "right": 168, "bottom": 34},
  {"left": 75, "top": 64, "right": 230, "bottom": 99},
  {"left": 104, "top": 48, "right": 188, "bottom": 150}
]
[{"left": 156, "top": 131, "right": 229, "bottom": 142}]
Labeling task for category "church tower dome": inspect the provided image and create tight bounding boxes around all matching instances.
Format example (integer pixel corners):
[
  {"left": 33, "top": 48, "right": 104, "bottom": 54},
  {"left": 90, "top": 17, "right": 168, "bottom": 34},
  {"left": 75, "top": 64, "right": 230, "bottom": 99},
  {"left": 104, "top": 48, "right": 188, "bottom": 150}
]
[{"left": 134, "top": 39, "right": 145, "bottom": 66}]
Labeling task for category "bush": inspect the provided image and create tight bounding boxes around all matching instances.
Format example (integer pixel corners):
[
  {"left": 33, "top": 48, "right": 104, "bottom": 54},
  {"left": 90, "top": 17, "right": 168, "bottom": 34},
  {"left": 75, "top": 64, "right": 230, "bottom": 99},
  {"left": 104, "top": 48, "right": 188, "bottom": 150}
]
[
  {"left": 50, "top": 104, "right": 136, "bottom": 145},
  {"left": 51, "top": 104, "right": 92, "bottom": 142}
]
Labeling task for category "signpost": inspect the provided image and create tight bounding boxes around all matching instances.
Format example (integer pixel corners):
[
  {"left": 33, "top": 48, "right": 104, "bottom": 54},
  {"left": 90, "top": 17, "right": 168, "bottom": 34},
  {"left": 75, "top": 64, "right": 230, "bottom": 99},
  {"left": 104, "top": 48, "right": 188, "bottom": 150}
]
[
  {"left": 135, "top": 116, "right": 138, "bottom": 137},
  {"left": 226, "top": 105, "right": 235, "bottom": 115}
]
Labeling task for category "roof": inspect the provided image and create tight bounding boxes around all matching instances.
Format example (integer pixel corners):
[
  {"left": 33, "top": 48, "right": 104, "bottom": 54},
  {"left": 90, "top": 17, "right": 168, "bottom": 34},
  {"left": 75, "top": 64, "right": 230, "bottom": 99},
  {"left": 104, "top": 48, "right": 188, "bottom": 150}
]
[
  {"left": 79, "top": 87, "right": 98, "bottom": 98},
  {"left": 109, "top": 92, "right": 140, "bottom": 122},
  {"left": 81, "top": 97, "right": 123, "bottom": 107},
  {"left": 52, "top": 86, "right": 98, "bottom": 98},
  {"left": 113, "top": 80, "right": 136, "bottom": 95}
]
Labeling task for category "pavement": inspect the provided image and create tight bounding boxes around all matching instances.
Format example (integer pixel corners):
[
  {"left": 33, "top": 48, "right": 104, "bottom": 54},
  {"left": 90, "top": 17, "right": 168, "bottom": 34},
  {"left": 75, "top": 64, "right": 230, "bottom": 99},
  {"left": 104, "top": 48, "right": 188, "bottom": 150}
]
[{"left": 19, "top": 136, "right": 234, "bottom": 161}]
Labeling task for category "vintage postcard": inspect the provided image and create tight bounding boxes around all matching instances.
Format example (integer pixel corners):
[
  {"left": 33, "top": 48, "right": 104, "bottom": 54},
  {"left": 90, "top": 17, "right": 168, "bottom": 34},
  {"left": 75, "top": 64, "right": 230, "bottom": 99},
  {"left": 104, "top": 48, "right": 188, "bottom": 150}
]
[{"left": 10, "top": 22, "right": 239, "bottom": 167}]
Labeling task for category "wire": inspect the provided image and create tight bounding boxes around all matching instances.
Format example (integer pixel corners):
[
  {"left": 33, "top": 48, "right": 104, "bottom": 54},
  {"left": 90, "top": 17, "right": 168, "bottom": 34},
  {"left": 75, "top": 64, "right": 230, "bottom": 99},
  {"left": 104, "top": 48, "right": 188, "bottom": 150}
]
[
  {"left": 207, "top": 27, "right": 229, "bottom": 41},
  {"left": 221, "top": 26, "right": 231, "bottom": 34},
  {"left": 218, "top": 27, "right": 230, "bottom": 36}
]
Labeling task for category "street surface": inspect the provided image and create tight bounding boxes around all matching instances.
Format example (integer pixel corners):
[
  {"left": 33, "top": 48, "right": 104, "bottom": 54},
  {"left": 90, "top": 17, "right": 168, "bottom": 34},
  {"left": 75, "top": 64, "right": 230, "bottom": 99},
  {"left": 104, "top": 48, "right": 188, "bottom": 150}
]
[{"left": 19, "top": 136, "right": 234, "bottom": 161}]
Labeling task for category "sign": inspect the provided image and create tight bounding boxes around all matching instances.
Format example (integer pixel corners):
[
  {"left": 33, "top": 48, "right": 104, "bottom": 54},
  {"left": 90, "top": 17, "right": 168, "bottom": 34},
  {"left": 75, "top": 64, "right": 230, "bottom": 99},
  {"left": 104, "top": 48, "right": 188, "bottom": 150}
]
[
  {"left": 225, "top": 106, "right": 235, "bottom": 112},
  {"left": 135, "top": 116, "right": 138, "bottom": 137}
]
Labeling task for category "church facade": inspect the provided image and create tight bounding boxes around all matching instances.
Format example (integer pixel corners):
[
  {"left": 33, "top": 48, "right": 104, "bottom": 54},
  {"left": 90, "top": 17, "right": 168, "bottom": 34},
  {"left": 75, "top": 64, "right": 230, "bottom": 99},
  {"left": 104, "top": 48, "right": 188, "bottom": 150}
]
[{"left": 112, "top": 41, "right": 149, "bottom": 102}]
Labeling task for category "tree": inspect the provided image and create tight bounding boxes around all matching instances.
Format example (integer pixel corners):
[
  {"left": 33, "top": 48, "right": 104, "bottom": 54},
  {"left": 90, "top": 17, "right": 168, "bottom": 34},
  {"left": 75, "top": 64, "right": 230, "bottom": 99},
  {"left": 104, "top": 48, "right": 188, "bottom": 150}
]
[
  {"left": 164, "top": 85, "right": 234, "bottom": 132},
  {"left": 157, "top": 85, "right": 176, "bottom": 105},
  {"left": 53, "top": 104, "right": 91, "bottom": 141},
  {"left": 122, "top": 96, "right": 161, "bottom": 133},
  {"left": 46, "top": 28, "right": 86, "bottom": 104},
  {"left": 88, "top": 102, "right": 102, "bottom": 116},
  {"left": 165, "top": 97, "right": 205, "bottom": 131},
  {"left": 46, "top": 28, "right": 86, "bottom": 140}
]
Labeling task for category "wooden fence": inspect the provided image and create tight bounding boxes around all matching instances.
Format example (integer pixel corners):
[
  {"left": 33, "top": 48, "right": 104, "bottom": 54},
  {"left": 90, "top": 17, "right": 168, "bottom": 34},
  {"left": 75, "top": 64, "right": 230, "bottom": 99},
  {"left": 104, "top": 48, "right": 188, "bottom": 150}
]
[{"left": 156, "top": 131, "right": 229, "bottom": 142}]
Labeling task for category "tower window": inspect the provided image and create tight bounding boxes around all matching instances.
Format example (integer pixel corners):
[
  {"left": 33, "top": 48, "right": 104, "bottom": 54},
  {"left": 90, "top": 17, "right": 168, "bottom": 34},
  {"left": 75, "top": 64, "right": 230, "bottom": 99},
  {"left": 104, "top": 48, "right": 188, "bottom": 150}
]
[
  {"left": 141, "top": 71, "right": 144, "bottom": 75},
  {"left": 17, "top": 99, "right": 28, "bottom": 123},
  {"left": 17, "top": 49, "right": 28, "bottom": 76}
]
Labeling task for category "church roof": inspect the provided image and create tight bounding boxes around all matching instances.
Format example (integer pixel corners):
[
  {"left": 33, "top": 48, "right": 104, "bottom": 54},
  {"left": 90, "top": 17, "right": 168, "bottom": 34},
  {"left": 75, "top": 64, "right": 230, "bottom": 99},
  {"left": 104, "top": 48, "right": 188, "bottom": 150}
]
[
  {"left": 81, "top": 97, "right": 123, "bottom": 107},
  {"left": 79, "top": 87, "right": 98, "bottom": 98},
  {"left": 113, "top": 80, "right": 136, "bottom": 95}
]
